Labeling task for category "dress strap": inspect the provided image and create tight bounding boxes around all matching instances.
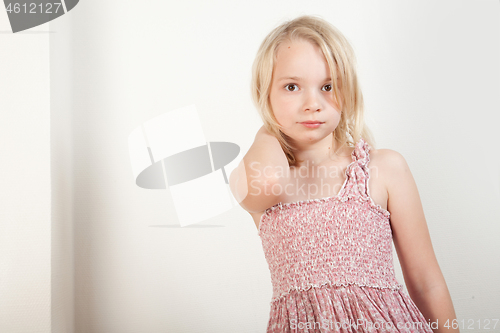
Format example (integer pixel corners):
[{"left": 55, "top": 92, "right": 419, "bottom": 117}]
[{"left": 340, "top": 137, "right": 371, "bottom": 201}]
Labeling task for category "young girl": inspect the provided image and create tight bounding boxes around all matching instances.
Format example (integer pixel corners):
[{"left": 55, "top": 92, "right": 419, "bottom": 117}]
[{"left": 230, "top": 15, "right": 459, "bottom": 332}]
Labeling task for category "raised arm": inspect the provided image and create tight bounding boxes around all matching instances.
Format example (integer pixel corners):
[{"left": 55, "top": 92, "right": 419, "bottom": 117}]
[
  {"left": 229, "top": 126, "right": 290, "bottom": 213},
  {"left": 383, "top": 149, "right": 459, "bottom": 333}
]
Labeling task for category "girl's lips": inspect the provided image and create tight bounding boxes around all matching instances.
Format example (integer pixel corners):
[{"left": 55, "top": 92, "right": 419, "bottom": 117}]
[{"left": 300, "top": 122, "right": 323, "bottom": 128}]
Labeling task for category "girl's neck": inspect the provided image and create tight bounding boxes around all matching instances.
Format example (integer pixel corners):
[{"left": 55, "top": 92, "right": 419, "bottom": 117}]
[{"left": 292, "top": 136, "right": 347, "bottom": 168}]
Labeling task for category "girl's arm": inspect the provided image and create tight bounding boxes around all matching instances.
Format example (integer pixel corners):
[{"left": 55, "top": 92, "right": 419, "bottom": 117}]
[
  {"left": 382, "top": 149, "right": 460, "bottom": 333},
  {"left": 229, "top": 126, "right": 290, "bottom": 213}
]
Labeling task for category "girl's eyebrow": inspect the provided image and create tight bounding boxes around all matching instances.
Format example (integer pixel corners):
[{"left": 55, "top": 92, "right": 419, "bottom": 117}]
[{"left": 278, "top": 76, "right": 332, "bottom": 82}]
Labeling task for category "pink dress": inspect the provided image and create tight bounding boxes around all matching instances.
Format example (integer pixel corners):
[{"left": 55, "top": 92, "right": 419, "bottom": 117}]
[{"left": 258, "top": 138, "right": 433, "bottom": 332}]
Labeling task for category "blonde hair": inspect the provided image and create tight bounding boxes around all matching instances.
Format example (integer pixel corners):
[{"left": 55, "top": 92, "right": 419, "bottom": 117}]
[{"left": 251, "top": 14, "right": 376, "bottom": 166}]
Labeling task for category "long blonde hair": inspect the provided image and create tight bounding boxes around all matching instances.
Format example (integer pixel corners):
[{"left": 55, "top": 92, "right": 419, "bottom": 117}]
[{"left": 251, "top": 15, "right": 375, "bottom": 166}]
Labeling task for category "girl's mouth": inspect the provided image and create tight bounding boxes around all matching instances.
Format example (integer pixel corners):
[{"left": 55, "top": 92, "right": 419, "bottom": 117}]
[{"left": 300, "top": 121, "right": 323, "bottom": 128}]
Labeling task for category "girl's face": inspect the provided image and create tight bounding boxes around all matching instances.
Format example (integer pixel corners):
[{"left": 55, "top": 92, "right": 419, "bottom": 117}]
[{"left": 269, "top": 39, "right": 341, "bottom": 148}]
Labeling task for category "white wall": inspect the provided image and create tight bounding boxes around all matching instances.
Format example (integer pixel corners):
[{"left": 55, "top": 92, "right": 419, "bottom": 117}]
[
  {"left": 50, "top": 12, "right": 75, "bottom": 333},
  {"left": 0, "top": 11, "right": 74, "bottom": 333},
  {"left": 0, "top": 12, "right": 51, "bottom": 333},
  {"left": 1, "top": 0, "right": 498, "bottom": 332}
]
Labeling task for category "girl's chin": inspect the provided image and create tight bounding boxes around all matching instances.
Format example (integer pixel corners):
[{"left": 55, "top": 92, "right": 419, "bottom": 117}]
[{"left": 287, "top": 132, "right": 333, "bottom": 143}]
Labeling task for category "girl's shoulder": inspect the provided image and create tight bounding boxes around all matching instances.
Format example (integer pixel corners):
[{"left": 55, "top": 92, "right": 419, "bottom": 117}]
[
  {"left": 365, "top": 147, "right": 411, "bottom": 212},
  {"left": 343, "top": 143, "right": 408, "bottom": 174},
  {"left": 369, "top": 147, "right": 408, "bottom": 169},
  {"left": 368, "top": 147, "right": 412, "bottom": 188}
]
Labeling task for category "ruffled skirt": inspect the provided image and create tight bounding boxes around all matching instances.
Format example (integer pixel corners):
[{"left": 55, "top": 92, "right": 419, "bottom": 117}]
[{"left": 266, "top": 284, "right": 433, "bottom": 333}]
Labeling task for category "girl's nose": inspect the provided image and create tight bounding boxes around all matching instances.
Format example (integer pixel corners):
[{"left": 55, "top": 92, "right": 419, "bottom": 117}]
[{"left": 303, "top": 90, "right": 322, "bottom": 112}]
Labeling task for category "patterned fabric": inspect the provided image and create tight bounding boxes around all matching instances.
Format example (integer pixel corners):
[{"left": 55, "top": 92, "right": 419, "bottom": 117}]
[{"left": 258, "top": 138, "right": 433, "bottom": 332}]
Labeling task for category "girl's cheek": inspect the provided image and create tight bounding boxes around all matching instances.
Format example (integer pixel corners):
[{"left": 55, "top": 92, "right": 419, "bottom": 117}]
[{"left": 282, "top": 98, "right": 296, "bottom": 108}]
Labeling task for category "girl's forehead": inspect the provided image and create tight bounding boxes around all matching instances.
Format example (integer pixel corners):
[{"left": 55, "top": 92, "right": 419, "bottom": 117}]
[
  {"left": 277, "top": 39, "right": 339, "bottom": 70},
  {"left": 276, "top": 44, "right": 328, "bottom": 73},
  {"left": 274, "top": 41, "right": 328, "bottom": 71}
]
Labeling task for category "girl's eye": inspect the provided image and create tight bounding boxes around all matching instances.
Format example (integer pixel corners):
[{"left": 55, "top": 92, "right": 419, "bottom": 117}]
[
  {"left": 284, "top": 83, "right": 332, "bottom": 92},
  {"left": 322, "top": 84, "right": 332, "bottom": 92}
]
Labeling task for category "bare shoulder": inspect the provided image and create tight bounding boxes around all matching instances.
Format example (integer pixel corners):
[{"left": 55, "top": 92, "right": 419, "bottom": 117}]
[
  {"left": 369, "top": 147, "right": 407, "bottom": 167},
  {"left": 367, "top": 148, "right": 412, "bottom": 200},
  {"left": 369, "top": 148, "right": 410, "bottom": 178}
]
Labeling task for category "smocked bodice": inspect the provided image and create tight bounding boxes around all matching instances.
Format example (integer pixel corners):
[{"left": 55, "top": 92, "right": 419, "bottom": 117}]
[{"left": 258, "top": 138, "right": 403, "bottom": 301}]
